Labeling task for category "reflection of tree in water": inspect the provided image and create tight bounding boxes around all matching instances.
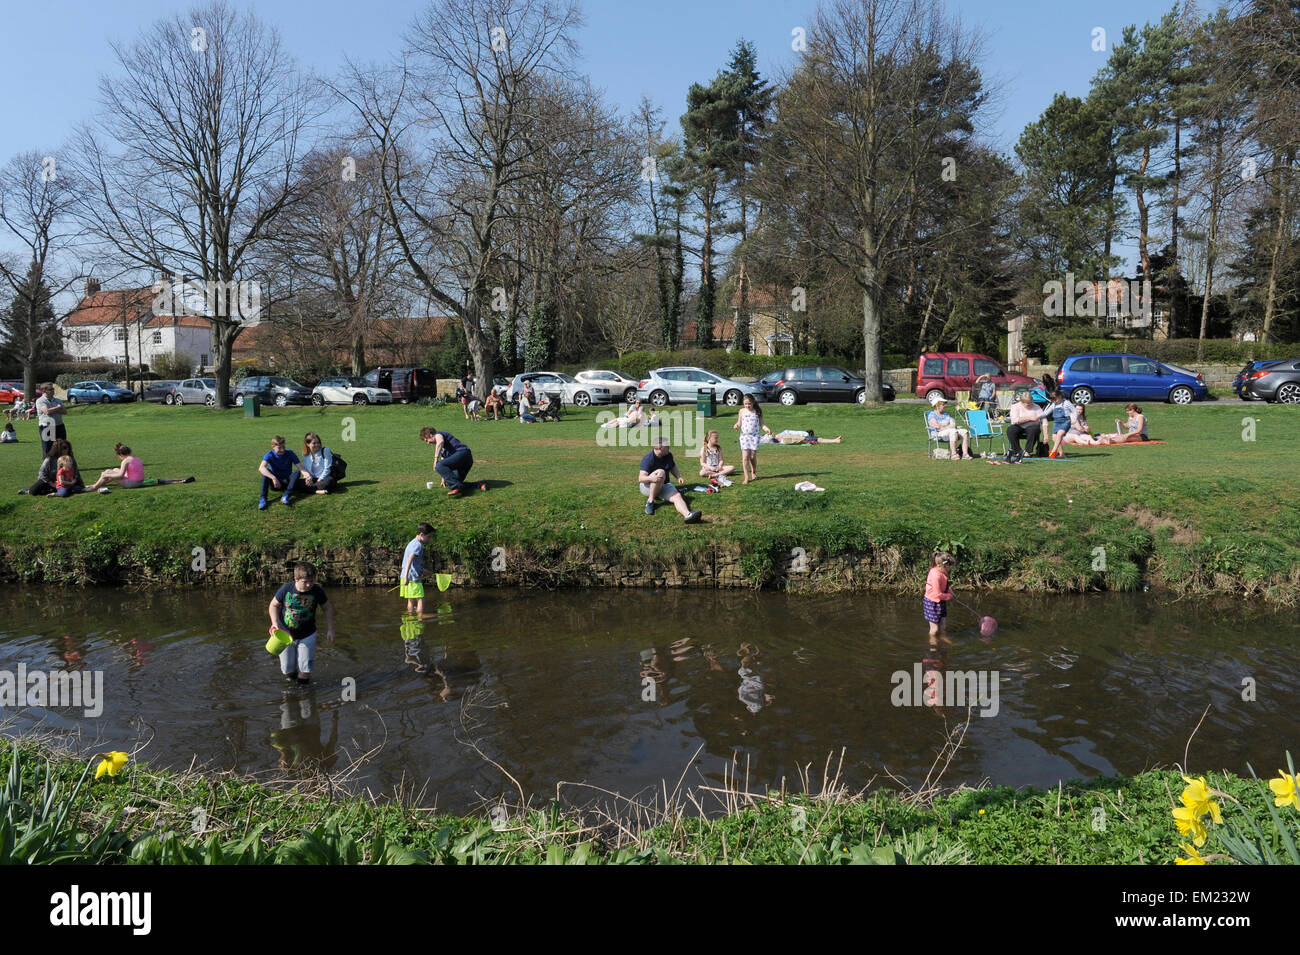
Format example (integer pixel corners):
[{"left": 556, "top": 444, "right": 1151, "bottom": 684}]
[{"left": 269, "top": 685, "right": 340, "bottom": 772}]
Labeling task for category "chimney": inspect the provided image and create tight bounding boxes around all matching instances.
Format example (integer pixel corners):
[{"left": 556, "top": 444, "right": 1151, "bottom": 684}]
[
  {"left": 84, "top": 277, "right": 101, "bottom": 298},
  {"left": 160, "top": 269, "right": 173, "bottom": 283}
]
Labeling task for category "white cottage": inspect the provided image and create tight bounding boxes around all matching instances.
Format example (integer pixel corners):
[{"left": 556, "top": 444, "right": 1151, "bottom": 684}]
[{"left": 62, "top": 277, "right": 214, "bottom": 372}]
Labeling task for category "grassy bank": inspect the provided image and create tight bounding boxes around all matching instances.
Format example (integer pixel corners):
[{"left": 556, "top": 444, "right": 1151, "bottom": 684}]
[
  {"left": 0, "top": 400, "right": 1295, "bottom": 600},
  {"left": 1, "top": 736, "right": 1291, "bottom": 864}
]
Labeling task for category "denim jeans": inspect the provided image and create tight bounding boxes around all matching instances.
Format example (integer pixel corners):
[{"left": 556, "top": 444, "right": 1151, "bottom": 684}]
[{"left": 436, "top": 448, "right": 473, "bottom": 490}]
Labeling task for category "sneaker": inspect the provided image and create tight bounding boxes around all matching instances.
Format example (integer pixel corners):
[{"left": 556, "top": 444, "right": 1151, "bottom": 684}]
[
  {"left": 183, "top": 476, "right": 195, "bottom": 483},
  {"left": 1049, "top": 450, "right": 1059, "bottom": 459},
  {"left": 97, "top": 487, "right": 111, "bottom": 494},
  {"left": 684, "top": 510, "right": 702, "bottom": 524},
  {"left": 17, "top": 488, "right": 29, "bottom": 495},
  {"left": 448, "top": 487, "right": 461, "bottom": 497},
  {"left": 258, "top": 497, "right": 268, "bottom": 510},
  {"left": 281, "top": 494, "right": 291, "bottom": 505},
  {"left": 477, "top": 482, "right": 488, "bottom": 492},
  {"left": 645, "top": 500, "right": 655, "bottom": 516}
]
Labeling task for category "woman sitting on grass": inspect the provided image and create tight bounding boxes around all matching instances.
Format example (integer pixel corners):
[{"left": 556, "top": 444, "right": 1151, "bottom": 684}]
[
  {"left": 87, "top": 442, "right": 194, "bottom": 493},
  {"left": 1, "top": 423, "right": 16, "bottom": 443},
  {"left": 18, "top": 439, "right": 83, "bottom": 496},
  {"left": 1096, "top": 404, "right": 1148, "bottom": 445},
  {"left": 1060, "top": 406, "right": 1102, "bottom": 447},
  {"left": 297, "top": 432, "right": 336, "bottom": 494}
]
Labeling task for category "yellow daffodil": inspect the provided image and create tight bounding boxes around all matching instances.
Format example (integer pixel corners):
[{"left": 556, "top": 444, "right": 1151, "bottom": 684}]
[
  {"left": 1172, "top": 805, "right": 1208, "bottom": 847},
  {"left": 1269, "top": 772, "right": 1299, "bottom": 811},
  {"left": 1175, "top": 843, "right": 1206, "bottom": 865},
  {"left": 1180, "top": 776, "right": 1223, "bottom": 824},
  {"left": 94, "top": 751, "right": 129, "bottom": 780}
]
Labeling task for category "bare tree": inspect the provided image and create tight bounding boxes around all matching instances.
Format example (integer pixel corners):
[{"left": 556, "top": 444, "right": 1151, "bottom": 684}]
[
  {"left": 72, "top": 0, "right": 316, "bottom": 407},
  {"left": 0, "top": 150, "right": 84, "bottom": 397},
  {"left": 339, "top": 0, "right": 582, "bottom": 400}
]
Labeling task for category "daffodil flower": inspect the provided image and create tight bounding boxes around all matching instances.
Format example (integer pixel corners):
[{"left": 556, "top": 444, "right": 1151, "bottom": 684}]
[
  {"left": 1179, "top": 776, "right": 1223, "bottom": 824},
  {"left": 1175, "top": 843, "right": 1206, "bottom": 865},
  {"left": 1269, "top": 772, "right": 1299, "bottom": 811},
  {"left": 94, "top": 751, "right": 129, "bottom": 780},
  {"left": 1172, "top": 805, "right": 1208, "bottom": 847}
]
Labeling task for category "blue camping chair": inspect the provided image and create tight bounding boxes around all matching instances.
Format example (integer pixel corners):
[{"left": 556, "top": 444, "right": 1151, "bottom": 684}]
[{"left": 963, "top": 408, "right": 1005, "bottom": 457}]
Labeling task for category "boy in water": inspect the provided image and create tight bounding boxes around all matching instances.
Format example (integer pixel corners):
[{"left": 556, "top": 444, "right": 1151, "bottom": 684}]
[
  {"left": 401, "top": 522, "right": 434, "bottom": 615},
  {"left": 269, "top": 561, "right": 335, "bottom": 684}
]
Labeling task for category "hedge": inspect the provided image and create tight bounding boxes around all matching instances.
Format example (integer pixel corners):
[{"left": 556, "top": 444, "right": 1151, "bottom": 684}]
[
  {"left": 1046, "top": 338, "right": 1300, "bottom": 366},
  {"left": 0, "top": 361, "right": 131, "bottom": 385}
]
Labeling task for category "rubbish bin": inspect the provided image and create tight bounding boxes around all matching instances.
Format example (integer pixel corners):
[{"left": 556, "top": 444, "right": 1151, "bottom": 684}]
[
  {"left": 243, "top": 395, "right": 260, "bottom": 418},
  {"left": 696, "top": 388, "right": 717, "bottom": 417}
]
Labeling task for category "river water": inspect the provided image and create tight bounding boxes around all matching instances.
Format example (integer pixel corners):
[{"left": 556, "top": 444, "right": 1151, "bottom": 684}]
[{"left": 0, "top": 587, "right": 1293, "bottom": 813}]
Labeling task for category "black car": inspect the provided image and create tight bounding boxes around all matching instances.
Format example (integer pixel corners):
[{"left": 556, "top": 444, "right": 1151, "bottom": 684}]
[
  {"left": 233, "top": 375, "right": 314, "bottom": 407},
  {"left": 139, "top": 380, "right": 179, "bottom": 404},
  {"left": 770, "top": 365, "right": 895, "bottom": 405},
  {"left": 1242, "top": 358, "right": 1300, "bottom": 403},
  {"left": 1234, "top": 360, "right": 1282, "bottom": 400}
]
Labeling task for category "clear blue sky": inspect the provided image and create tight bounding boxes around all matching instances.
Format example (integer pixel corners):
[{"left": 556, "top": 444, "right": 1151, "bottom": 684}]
[{"left": 1, "top": 0, "right": 1177, "bottom": 271}]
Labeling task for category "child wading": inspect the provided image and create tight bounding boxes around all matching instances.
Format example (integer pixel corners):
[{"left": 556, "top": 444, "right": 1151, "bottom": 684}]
[
  {"left": 924, "top": 550, "right": 956, "bottom": 648},
  {"left": 402, "top": 522, "right": 433, "bottom": 614},
  {"left": 269, "top": 562, "right": 335, "bottom": 684}
]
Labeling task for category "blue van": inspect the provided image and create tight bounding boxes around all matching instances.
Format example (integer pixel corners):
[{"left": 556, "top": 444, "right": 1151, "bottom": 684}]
[{"left": 1057, "top": 353, "right": 1209, "bottom": 405}]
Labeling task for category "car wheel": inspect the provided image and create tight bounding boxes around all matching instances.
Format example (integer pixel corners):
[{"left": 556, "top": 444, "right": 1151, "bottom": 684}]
[
  {"left": 624, "top": 387, "right": 638, "bottom": 404},
  {"left": 779, "top": 389, "right": 798, "bottom": 407},
  {"left": 274, "top": 394, "right": 288, "bottom": 407},
  {"left": 205, "top": 394, "right": 215, "bottom": 407},
  {"left": 68, "top": 395, "right": 78, "bottom": 405},
  {"left": 163, "top": 394, "right": 173, "bottom": 405},
  {"left": 1070, "top": 386, "right": 1094, "bottom": 406},
  {"left": 311, "top": 394, "right": 324, "bottom": 406},
  {"left": 174, "top": 394, "right": 184, "bottom": 405},
  {"left": 353, "top": 394, "right": 369, "bottom": 405},
  {"left": 924, "top": 388, "right": 947, "bottom": 404},
  {"left": 650, "top": 390, "right": 669, "bottom": 408},
  {"left": 1169, "top": 385, "right": 1194, "bottom": 405},
  {"left": 855, "top": 389, "right": 866, "bottom": 404},
  {"left": 1277, "top": 382, "right": 1300, "bottom": 404},
  {"left": 724, "top": 390, "right": 742, "bottom": 406},
  {"left": 574, "top": 391, "right": 591, "bottom": 407},
  {"left": 100, "top": 395, "right": 111, "bottom": 404}
]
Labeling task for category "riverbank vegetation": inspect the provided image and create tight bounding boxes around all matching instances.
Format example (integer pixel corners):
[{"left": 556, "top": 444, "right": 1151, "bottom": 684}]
[
  {"left": 3, "top": 734, "right": 1294, "bottom": 865},
  {"left": 0, "top": 402, "right": 1295, "bottom": 600}
]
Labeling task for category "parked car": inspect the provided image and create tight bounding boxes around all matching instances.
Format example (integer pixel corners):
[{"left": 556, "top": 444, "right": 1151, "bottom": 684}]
[
  {"left": 233, "top": 375, "right": 313, "bottom": 407},
  {"left": 506, "top": 371, "right": 614, "bottom": 406},
  {"left": 753, "top": 370, "right": 785, "bottom": 401},
  {"left": 636, "top": 367, "right": 766, "bottom": 408},
  {"left": 0, "top": 382, "right": 23, "bottom": 403},
  {"left": 1234, "top": 360, "right": 1283, "bottom": 400},
  {"left": 1241, "top": 357, "right": 1300, "bottom": 403},
  {"left": 312, "top": 376, "right": 393, "bottom": 406},
  {"left": 66, "top": 381, "right": 136, "bottom": 404},
  {"left": 172, "top": 378, "right": 218, "bottom": 406},
  {"left": 1057, "top": 354, "right": 1209, "bottom": 405},
  {"left": 914, "top": 353, "right": 1036, "bottom": 403},
  {"left": 767, "top": 365, "right": 895, "bottom": 405},
  {"left": 574, "top": 369, "right": 641, "bottom": 404},
  {"left": 363, "top": 367, "right": 437, "bottom": 403},
  {"left": 139, "top": 380, "right": 179, "bottom": 404}
]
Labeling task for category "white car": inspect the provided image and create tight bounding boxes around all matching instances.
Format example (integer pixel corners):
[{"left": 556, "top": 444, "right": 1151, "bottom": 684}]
[
  {"left": 311, "top": 376, "right": 393, "bottom": 406},
  {"left": 507, "top": 371, "right": 615, "bottom": 407},
  {"left": 574, "top": 369, "right": 640, "bottom": 405}
]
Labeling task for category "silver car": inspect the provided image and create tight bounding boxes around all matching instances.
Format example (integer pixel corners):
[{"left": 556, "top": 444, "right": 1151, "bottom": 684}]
[
  {"left": 172, "top": 377, "right": 218, "bottom": 406},
  {"left": 574, "top": 369, "right": 640, "bottom": 404},
  {"left": 507, "top": 371, "right": 614, "bottom": 406},
  {"left": 636, "top": 366, "right": 765, "bottom": 407},
  {"left": 312, "top": 376, "right": 393, "bottom": 406}
]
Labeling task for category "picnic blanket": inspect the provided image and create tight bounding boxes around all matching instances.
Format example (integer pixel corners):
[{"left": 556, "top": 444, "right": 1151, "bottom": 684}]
[{"left": 1104, "top": 439, "right": 1166, "bottom": 445}]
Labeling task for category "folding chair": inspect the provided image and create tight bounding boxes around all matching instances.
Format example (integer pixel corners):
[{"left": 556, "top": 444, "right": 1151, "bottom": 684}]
[
  {"left": 995, "top": 391, "right": 1014, "bottom": 415},
  {"left": 923, "top": 410, "right": 949, "bottom": 459},
  {"left": 535, "top": 391, "right": 564, "bottom": 422},
  {"left": 963, "top": 409, "right": 1006, "bottom": 457}
]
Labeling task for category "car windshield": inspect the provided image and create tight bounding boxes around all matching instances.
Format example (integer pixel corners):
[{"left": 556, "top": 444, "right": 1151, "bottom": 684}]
[
  {"left": 199, "top": 379, "right": 216, "bottom": 387},
  {"left": 554, "top": 373, "right": 575, "bottom": 383},
  {"left": 346, "top": 377, "right": 368, "bottom": 387},
  {"left": 92, "top": 381, "right": 115, "bottom": 387}
]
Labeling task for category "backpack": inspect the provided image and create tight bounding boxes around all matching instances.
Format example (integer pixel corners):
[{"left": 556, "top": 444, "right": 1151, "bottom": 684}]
[{"left": 330, "top": 454, "right": 347, "bottom": 479}]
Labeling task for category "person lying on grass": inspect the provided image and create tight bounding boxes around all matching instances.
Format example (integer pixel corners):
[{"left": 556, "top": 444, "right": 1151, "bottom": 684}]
[
  {"left": 87, "top": 441, "right": 194, "bottom": 492},
  {"left": 638, "top": 437, "right": 701, "bottom": 524},
  {"left": 258, "top": 435, "right": 300, "bottom": 509},
  {"left": 602, "top": 399, "right": 647, "bottom": 429},
  {"left": 774, "top": 429, "right": 843, "bottom": 445}
]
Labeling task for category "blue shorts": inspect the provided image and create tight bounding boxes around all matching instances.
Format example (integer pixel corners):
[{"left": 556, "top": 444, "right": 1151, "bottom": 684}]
[{"left": 922, "top": 599, "right": 947, "bottom": 624}]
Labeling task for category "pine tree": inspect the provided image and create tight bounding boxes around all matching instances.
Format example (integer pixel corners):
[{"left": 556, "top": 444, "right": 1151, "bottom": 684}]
[{"left": 0, "top": 261, "right": 60, "bottom": 397}]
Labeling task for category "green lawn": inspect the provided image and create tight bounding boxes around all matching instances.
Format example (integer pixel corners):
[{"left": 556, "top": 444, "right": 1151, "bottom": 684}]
[{"left": 0, "top": 398, "right": 1295, "bottom": 598}]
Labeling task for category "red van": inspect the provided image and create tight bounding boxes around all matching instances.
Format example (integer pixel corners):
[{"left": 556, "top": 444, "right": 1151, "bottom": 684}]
[{"left": 914, "top": 353, "right": 1036, "bottom": 402}]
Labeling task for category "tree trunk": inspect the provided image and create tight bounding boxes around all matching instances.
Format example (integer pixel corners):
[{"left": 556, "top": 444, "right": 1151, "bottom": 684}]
[
  {"left": 1168, "top": 119, "right": 1181, "bottom": 338},
  {"left": 351, "top": 330, "right": 365, "bottom": 376},
  {"left": 1261, "top": 150, "right": 1290, "bottom": 344},
  {"left": 861, "top": 260, "right": 882, "bottom": 402},
  {"left": 1135, "top": 145, "right": 1152, "bottom": 285},
  {"left": 212, "top": 323, "right": 243, "bottom": 408}
]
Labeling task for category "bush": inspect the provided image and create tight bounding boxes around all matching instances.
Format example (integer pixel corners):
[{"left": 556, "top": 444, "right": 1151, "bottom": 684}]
[
  {"left": 151, "top": 352, "right": 195, "bottom": 381},
  {"left": 1046, "top": 338, "right": 1300, "bottom": 366},
  {"left": 54, "top": 366, "right": 130, "bottom": 389}
]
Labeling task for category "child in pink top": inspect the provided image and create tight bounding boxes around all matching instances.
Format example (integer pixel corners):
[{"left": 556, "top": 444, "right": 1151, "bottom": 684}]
[{"left": 923, "top": 550, "right": 955, "bottom": 647}]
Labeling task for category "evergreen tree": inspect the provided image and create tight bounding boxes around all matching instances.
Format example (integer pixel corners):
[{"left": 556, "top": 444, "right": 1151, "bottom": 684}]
[{"left": 0, "top": 261, "right": 60, "bottom": 396}]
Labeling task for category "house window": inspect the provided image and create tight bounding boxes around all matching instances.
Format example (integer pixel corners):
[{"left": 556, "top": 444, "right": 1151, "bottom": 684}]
[
  {"left": 199, "top": 354, "right": 209, "bottom": 368},
  {"left": 114, "top": 327, "right": 127, "bottom": 342},
  {"left": 75, "top": 329, "right": 91, "bottom": 344},
  {"left": 151, "top": 331, "right": 163, "bottom": 345}
]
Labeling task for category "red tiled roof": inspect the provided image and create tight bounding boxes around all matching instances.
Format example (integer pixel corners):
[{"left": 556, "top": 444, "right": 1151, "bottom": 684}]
[
  {"left": 730, "top": 283, "right": 788, "bottom": 309},
  {"left": 62, "top": 288, "right": 154, "bottom": 326},
  {"left": 142, "top": 314, "right": 211, "bottom": 328},
  {"left": 681, "top": 317, "right": 735, "bottom": 342}
]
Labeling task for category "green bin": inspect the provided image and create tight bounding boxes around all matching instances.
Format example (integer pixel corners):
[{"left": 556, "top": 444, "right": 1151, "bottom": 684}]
[
  {"left": 696, "top": 388, "right": 717, "bottom": 417},
  {"left": 243, "top": 395, "right": 261, "bottom": 418}
]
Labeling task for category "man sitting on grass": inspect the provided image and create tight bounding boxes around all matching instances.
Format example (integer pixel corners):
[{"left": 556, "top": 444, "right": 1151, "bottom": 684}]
[{"left": 638, "top": 437, "right": 701, "bottom": 524}]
